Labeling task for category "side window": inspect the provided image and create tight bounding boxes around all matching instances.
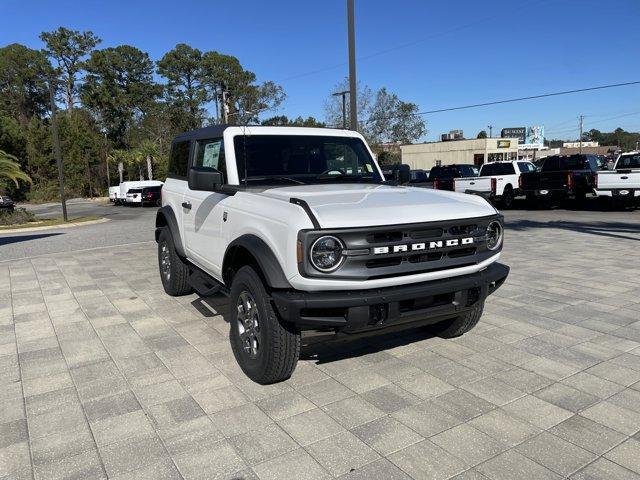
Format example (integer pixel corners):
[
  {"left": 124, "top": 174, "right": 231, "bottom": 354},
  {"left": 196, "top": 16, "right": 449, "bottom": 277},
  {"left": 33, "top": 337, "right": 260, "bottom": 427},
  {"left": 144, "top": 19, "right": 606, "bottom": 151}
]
[
  {"left": 168, "top": 141, "right": 190, "bottom": 178},
  {"left": 542, "top": 157, "right": 559, "bottom": 171},
  {"left": 517, "top": 162, "right": 535, "bottom": 173},
  {"left": 194, "top": 138, "right": 226, "bottom": 180}
]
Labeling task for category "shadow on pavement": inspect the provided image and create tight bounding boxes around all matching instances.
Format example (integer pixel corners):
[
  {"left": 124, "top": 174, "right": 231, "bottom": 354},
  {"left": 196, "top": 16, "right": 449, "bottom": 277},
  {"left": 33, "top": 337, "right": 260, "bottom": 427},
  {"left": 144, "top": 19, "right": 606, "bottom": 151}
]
[
  {"left": 300, "top": 323, "right": 436, "bottom": 365},
  {"left": 0, "top": 232, "right": 64, "bottom": 245},
  {"left": 506, "top": 219, "right": 640, "bottom": 241}
]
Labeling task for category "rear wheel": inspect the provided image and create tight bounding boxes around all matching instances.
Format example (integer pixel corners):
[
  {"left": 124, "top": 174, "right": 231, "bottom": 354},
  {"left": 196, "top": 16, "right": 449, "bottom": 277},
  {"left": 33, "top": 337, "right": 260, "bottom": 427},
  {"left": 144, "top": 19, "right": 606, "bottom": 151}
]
[
  {"left": 158, "top": 228, "right": 192, "bottom": 296},
  {"left": 501, "top": 187, "right": 514, "bottom": 209},
  {"left": 230, "top": 266, "right": 300, "bottom": 384},
  {"left": 431, "top": 301, "right": 484, "bottom": 338}
]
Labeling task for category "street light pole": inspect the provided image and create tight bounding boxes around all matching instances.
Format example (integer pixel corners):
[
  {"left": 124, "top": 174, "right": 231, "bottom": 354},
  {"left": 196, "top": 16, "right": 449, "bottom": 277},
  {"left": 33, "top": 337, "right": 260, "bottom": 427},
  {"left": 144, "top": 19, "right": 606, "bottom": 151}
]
[
  {"left": 347, "top": 0, "right": 357, "bottom": 131},
  {"left": 48, "top": 81, "right": 68, "bottom": 222},
  {"left": 332, "top": 90, "right": 350, "bottom": 129}
]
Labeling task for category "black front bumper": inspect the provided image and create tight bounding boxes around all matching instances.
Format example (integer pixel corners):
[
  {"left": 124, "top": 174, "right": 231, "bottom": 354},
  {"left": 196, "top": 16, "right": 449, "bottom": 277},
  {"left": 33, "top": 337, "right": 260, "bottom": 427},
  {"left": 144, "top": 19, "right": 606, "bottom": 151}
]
[{"left": 272, "top": 262, "right": 509, "bottom": 333}]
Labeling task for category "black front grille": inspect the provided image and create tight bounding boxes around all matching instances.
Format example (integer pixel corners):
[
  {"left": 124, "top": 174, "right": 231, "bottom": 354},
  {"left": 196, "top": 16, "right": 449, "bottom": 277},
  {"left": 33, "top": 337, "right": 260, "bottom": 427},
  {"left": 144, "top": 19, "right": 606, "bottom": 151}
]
[{"left": 298, "top": 214, "right": 502, "bottom": 281}]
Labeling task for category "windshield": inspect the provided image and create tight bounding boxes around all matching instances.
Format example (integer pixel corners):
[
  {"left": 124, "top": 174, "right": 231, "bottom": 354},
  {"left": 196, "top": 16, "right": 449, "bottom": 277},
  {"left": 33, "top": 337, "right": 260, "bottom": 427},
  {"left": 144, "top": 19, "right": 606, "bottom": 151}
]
[
  {"left": 616, "top": 154, "right": 640, "bottom": 169},
  {"left": 233, "top": 135, "right": 383, "bottom": 185},
  {"left": 480, "top": 163, "right": 515, "bottom": 176}
]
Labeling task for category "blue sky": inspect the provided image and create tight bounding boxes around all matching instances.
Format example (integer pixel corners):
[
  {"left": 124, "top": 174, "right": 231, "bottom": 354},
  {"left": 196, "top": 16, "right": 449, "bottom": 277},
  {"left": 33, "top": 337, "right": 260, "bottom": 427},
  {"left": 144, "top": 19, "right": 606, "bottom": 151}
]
[{"left": 2, "top": 0, "right": 639, "bottom": 141}]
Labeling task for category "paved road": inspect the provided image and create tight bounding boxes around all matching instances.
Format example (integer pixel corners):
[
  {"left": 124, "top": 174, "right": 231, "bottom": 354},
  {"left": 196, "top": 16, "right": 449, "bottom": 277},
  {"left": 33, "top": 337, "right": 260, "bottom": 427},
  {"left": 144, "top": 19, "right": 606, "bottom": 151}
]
[
  {"left": 1, "top": 203, "right": 157, "bottom": 262},
  {"left": 1, "top": 201, "right": 640, "bottom": 479},
  {"left": 2, "top": 197, "right": 638, "bottom": 262}
]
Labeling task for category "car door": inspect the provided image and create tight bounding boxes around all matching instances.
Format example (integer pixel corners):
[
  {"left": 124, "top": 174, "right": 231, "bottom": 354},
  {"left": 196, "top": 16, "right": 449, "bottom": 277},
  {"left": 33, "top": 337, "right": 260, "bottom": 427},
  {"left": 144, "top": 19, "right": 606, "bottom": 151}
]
[{"left": 182, "top": 137, "right": 228, "bottom": 277}]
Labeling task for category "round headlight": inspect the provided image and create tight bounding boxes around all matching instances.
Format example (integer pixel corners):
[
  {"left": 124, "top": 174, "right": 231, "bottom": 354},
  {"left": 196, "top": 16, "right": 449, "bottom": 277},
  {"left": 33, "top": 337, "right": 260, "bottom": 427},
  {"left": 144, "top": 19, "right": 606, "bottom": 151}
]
[
  {"left": 310, "top": 236, "right": 344, "bottom": 272},
  {"left": 486, "top": 221, "right": 503, "bottom": 251}
]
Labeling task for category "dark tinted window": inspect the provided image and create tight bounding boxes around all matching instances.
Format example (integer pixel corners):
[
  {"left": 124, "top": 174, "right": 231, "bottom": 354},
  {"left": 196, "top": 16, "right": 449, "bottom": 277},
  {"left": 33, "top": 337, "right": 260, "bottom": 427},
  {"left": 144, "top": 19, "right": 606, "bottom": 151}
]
[
  {"left": 615, "top": 154, "right": 640, "bottom": 169},
  {"left": 541, "top": 156, "right": 560, "bottom": 171},
  {"left": 234, "top": 135, "right": 382, "bottom": 184},
  {"left": 541, "top": 155, "right": 591, "bottom": 171},
  {"left": 194, "top": 138, "right": 226, "bottom": 181},
  {"left": 128, "top": 189, "right": 142, "bottom": 193},
  {"left": 410, "top": 170, "right": 428, "bottom": 182},
  {"left": 517, "top": 162, "right": 536, "bottom": 173},
  {"left": 480, "top": 163, "right": 515, "bottom": 176},
  {"left": 429, "top": 165, "right": 475, "bottom": 179},
  {"left": 168, "top": 140, "right": 190, "bottom": 177}
]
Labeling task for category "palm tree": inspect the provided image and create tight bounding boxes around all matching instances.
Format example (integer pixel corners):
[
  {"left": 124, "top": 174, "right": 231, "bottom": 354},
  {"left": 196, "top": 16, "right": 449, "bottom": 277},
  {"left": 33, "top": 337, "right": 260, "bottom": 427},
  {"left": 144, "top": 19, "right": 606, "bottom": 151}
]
[{"left": 0, "top": 150, "right": 32, "bottom": 187}]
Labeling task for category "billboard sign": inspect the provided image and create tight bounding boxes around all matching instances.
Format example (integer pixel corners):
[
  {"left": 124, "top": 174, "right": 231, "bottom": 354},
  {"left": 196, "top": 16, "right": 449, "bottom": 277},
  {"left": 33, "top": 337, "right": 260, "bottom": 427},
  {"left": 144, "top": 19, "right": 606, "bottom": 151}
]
[
  {"left": 501, "top": 127, "right": 526, "bottom": 143},
  {"left": 503, "top": 125, "right": 545, "bottom": 148},
  {"left": 525, "top": 125, "right": 544, "bottom": 147}
]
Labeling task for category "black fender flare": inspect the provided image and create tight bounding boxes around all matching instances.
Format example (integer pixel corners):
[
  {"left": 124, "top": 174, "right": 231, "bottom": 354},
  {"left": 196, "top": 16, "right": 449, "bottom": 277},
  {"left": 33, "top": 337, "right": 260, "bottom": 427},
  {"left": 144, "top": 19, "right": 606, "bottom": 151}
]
[
  {"left": 155, "top": 206, "right": 186, "bottom": 258},
  {"left": 223, "top": 234, "right": 291, "bottom": 289}
]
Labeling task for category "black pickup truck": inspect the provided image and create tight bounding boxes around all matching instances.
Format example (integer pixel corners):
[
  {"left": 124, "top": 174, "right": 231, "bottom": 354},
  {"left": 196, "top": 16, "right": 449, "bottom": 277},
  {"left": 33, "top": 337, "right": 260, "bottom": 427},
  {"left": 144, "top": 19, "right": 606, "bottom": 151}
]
[
  {"left": 519, "top": 154, "right": 598, "bottom": 205},
  {"left": 404, "top": 164, "right": 478, "bottom": 191}
]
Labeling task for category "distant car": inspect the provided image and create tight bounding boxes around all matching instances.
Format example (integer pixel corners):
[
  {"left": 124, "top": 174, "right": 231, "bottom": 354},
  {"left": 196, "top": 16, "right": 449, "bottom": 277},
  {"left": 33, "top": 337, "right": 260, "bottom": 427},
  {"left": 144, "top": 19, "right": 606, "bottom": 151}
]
[
  {"left": 0, "top": 196, "right": 15, "bottom": 211},
  {"left": 141, "top": 185, "right": 162, "bottom": 207},
  {"left": 125, "top": 188, "right": 143, "bottom": 206},
  {"left": 426, "top": 164, "right": 479, "bottom": 191},
  {"left": 519, "top": 154, "right": 599, "bottom": 206}
]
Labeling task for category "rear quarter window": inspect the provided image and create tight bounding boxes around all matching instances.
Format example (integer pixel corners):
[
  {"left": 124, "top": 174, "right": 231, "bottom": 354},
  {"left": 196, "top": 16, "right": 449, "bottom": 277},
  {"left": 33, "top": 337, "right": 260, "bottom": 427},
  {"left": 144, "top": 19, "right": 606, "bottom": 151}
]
[{"left": 168, "top": 140, "right": 191, "bottom": 178}]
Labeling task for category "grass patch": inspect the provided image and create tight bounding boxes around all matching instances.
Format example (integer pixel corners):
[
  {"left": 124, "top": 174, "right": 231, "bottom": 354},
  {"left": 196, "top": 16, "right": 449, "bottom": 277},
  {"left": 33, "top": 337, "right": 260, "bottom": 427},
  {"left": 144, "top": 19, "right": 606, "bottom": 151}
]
[{"left": 0, "top": 211, "right": 102, "bottom": 230}]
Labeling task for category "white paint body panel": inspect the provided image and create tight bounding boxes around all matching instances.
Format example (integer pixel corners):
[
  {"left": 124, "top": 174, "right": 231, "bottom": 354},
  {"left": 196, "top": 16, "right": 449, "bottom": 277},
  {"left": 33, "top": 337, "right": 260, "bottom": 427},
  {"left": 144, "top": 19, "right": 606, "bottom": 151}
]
[{"left": 162, "top": 127, "right": 501, "bottom": 292}]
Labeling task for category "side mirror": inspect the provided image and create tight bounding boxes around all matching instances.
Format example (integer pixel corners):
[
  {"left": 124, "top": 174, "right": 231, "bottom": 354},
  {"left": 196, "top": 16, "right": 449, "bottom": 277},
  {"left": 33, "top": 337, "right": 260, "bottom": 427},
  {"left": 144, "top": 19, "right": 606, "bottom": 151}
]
[
  {"left": 393, "top": 164, "right": 411, "bottom": 185},
  {"left": 188, "top": 166, "right": 223, "bottom": 191}
]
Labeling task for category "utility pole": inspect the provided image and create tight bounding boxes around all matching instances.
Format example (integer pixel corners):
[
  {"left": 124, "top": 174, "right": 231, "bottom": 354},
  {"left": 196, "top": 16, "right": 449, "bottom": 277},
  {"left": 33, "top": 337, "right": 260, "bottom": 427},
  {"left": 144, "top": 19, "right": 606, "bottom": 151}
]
[
  {"left": 332, "top": 90, "right": 350, "bottom": 128},
  {"left": 347, "top": 0, "right": 357, "bottom": 131},
  {"left": 104, "top": 133, "right": 110, "bottom": 189},
  {"left": 487, "top": 125, "right": 493, "bottom": 138},
  {"left": 579, "top": 114, "right": 584, "bottom": 154},
  {"left": 48, "top": 81, "right": 68, "bottom": 222}
]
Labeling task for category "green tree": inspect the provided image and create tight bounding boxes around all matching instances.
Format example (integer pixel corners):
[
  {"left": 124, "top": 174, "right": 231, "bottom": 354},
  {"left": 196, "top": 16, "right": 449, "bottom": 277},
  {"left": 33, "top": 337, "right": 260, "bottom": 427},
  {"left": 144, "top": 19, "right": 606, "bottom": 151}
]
[
  {"left": 82, "top": 45, "right": 159, "bottom": 147},
  {"left": 157, "top": 44, "right": 208, "bottom": 131},
  {"left": 0, "top": 44, "right": 53, "bottom": 124},
  {"left": 40, "top": 27, "right": 101, "bottom": 111},
  {"left": 366, "top": 87, "right": 426, "bottom": 145},
  {"left": 0, "top": 150, "right": 32, "bottom": 188},
  {"left": 261, "top": 115, "right": 325, "bottom": 127},
  {"left": 477, "top": 130, "right": 487, "bottom": 139}
]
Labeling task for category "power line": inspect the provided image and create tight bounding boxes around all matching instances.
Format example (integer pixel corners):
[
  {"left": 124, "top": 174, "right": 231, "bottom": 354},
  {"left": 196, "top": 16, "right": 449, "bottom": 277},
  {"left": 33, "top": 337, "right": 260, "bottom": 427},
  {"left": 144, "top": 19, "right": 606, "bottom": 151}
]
[
  {"left": 364, "top": 81, "right": 640, "bottom": 123},
  {"left": 278, "top": 0, "right": 551, "bottom": 82},
  {"left": 546, "top": 111, "right": 640, "bottom": 135}
]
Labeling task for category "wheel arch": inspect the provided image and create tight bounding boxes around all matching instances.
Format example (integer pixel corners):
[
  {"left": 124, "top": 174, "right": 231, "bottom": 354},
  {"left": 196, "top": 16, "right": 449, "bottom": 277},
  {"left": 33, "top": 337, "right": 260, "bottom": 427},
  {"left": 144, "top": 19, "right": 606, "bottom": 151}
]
[
  {"left": 155, "top": 206, "right": 186, "bottom": 258},
  {"left": 223, "top": 235, "right": 291, "bottom": 290}
]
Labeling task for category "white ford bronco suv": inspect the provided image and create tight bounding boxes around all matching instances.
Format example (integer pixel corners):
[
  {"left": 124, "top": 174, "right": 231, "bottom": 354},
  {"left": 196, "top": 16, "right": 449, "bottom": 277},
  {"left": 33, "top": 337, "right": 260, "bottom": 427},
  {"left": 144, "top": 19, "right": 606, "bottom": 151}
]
[{"left": 155, "top": 125, "right": 509, "bottom": 384}]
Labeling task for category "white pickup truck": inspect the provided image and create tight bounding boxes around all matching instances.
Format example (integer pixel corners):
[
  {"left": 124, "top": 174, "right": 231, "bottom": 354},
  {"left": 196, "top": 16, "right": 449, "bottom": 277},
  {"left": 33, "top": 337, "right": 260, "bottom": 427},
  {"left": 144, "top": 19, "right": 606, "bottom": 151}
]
[
  {"left": 454, "top": 160, "right": 537, "bottom": 208},
  {"left": 156, "top": 125, "right": 509, "bottom": 384},
  {"left": 594, "top": 152, "right": 640, "bottom": 206}
]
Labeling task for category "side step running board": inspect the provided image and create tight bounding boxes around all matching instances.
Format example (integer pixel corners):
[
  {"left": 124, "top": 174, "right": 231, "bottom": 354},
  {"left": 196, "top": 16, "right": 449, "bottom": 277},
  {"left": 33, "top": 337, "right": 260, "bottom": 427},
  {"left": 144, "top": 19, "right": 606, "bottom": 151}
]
[{"left": 188, "top": 269, "right": 229, "bottom": 297}]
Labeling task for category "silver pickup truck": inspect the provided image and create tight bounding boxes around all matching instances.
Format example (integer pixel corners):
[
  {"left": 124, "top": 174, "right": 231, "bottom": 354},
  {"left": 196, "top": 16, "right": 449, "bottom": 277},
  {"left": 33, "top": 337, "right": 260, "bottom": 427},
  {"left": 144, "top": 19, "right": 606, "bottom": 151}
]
[{"left": 595, "top": 152, "right": 640, "bottom": 206}]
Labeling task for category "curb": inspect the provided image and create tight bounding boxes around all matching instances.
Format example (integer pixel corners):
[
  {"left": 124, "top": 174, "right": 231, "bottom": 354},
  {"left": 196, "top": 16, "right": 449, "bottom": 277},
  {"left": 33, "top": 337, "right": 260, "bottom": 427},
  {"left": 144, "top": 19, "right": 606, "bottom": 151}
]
[{"left": 0, "top": 217, "right": 110, "bottom": 234}]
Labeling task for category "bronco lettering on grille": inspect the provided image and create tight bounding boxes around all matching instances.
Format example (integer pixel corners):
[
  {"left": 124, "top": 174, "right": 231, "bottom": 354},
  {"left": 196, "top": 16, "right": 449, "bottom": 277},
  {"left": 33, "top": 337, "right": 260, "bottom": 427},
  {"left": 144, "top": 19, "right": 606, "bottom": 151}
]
[{"left": 373, "top": 237, "right": 474, "bottom": 255}]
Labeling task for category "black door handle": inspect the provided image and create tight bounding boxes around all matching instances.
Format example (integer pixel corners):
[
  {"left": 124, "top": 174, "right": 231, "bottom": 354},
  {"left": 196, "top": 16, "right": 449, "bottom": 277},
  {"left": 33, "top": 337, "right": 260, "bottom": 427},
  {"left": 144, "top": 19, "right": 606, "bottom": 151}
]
[{"left": 182, "top": 201, "right": 192, "bottom": 210}]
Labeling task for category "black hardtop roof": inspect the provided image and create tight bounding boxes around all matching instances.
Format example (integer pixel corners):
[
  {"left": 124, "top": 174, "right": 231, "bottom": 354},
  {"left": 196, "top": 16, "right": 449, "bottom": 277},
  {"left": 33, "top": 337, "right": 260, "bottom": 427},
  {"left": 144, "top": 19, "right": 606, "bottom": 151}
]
[
  {"left": 172, "top": 124, "right": 232, "bottom": 143},
  {"left": 171, "top": 124, "right": 349, "bottom": 143}
]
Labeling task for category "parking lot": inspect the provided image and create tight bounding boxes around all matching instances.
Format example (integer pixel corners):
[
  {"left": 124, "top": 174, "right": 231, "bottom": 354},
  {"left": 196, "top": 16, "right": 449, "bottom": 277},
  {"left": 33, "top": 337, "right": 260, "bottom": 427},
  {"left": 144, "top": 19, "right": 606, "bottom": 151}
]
[{"left": 1, "top": 204, "right": 640, "bottom": 480}]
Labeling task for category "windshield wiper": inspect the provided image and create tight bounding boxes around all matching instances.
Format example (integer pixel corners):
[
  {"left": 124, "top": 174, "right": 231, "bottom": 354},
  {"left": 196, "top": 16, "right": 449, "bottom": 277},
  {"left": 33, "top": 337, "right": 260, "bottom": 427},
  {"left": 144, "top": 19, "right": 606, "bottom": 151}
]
[{"left": 243, "top": 176, "right": 306, "bottom": 185}]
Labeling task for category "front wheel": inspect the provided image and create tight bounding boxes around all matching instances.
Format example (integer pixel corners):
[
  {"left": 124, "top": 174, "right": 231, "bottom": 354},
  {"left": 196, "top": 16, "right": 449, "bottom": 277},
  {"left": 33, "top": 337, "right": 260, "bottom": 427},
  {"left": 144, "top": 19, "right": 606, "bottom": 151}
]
[
  {"left": 229, "top": 266, "right": 300, "bottom": 384},
  {"left": 430, "top": 301, "right": 484, "bottom": 338},
  {"left": 157, "top": 228, "right": 192, "bottom": 296}
]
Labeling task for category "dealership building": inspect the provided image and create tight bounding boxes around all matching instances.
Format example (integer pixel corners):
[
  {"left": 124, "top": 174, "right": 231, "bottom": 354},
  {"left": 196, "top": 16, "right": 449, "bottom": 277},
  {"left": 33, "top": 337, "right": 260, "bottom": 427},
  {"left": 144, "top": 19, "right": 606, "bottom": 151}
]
[
  {"left": 401, "top": 126, "right": 548, "bottom": 168},
  {"left": 400, "top": 137, "right": 519, "bottom": 170}
]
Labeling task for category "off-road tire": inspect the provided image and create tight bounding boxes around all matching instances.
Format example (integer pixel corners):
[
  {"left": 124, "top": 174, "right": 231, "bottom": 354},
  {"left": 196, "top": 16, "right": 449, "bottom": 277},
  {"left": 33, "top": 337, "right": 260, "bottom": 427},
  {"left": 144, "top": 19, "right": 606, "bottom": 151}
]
[
  {"left": 158, "top": 228, "right": 192, "bottom": 296},
  {"left": 431, "top": 301, "right": 485, "bottom": 338},
  {"left": 230, "top": 266, "right": 300, "bottom": 384}
]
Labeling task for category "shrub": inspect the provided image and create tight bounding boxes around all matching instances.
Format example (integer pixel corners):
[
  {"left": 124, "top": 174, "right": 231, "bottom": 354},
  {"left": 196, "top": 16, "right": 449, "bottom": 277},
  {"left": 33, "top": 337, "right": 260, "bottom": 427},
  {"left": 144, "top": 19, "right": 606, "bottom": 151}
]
[{"left": 0, "top": 207, "right": 36, "bottom": 226}]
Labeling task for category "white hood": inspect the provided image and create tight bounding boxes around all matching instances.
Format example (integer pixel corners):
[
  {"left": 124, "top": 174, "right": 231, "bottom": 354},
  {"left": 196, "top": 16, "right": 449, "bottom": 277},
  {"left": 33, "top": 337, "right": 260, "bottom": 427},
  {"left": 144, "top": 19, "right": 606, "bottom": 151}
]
[{"left": 258, "top": 184, "right": 497, "bottom": 228}]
